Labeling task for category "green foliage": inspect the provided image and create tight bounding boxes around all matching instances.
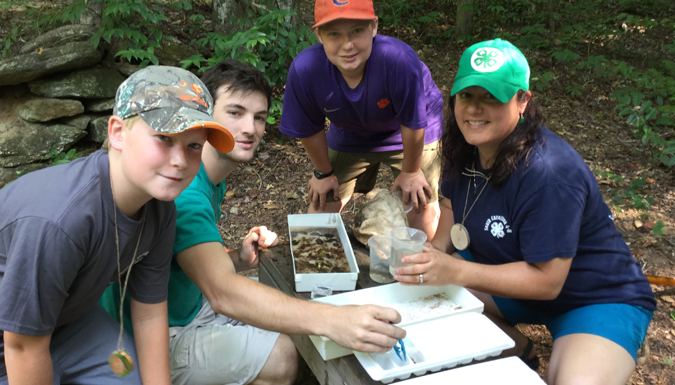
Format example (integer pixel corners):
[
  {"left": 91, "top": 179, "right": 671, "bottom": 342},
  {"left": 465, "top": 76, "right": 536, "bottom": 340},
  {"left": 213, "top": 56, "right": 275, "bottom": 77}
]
[
  {"left": 46, "top": 149, "right": 82, "bottom": 165},
  {"left": 375, "top": 0, "right": 445, "bottom": 41},
  {"left": 652, "top": 221, "right": 666, "bottom": 235},
  {"left": 0, "top": 25, "right": 20, "bottom": 58},
  {"left": 551, "top": 49, "right": 581, "bottom": 64},
  {"left": 266, "top": 96, "right": 284, "bottom": 125},
  {"left": 530, "top": 71, "right": 554, "bottom": 92},
  {"left": 665, "top": 357, "right": 674, "bottom": 367},
  {"left": 594, "top": 172, "right": 655, "bottom": 210},
  {"left": 671, "top": 310, "right": 675, "bottom": 321},
  {"left": 566, "top": 84, "right": 583, "bottom": 98},
  {"left": 187, "top": 4, "right": 317, "bottom": 89},
  {"left": 613, "top": 84, "right": 675, "bottom": 167}
]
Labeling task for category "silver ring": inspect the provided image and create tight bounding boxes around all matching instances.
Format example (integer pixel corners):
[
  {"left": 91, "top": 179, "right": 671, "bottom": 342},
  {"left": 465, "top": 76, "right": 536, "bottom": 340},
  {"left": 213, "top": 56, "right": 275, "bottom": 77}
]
[{"left": 420, "top": 274, "right": 424, "bottom": 284}]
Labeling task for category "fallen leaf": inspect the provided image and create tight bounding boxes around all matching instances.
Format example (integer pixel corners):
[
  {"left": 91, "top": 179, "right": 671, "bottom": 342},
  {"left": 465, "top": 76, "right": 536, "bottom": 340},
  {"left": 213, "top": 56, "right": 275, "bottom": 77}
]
[
  {"left": 226, "top": 191, "right": 235, "bottom": 197},
  {"left": 247, "top": 189, "right": 260, "bottom": 199},
  {"left": 230, "top": 207, "right": 239, "bottom": 214},
  {"left": 647, "top": 178, "right": 655, "bottom": 184},
  {"left": 626, "top": 162, "right": 640, "bottom": 170},
  {"left": 644, "top": 220, "right": 655, "bottom": 230},
  {"left": 662, "top": 296, "right": 675, "bottom": 303},
  {"left": 635, "top": 219, "right": 644, "bottom": 228},
  {"left": 258, "top": 152, "right": 270, "bottom": 160},
  {"left": 286, "top": 191, "right": 300, "bottom": 200}
]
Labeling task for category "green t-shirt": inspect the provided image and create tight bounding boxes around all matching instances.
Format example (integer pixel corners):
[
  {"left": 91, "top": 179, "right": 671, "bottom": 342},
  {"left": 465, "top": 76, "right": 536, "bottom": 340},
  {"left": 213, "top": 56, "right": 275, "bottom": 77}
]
[{"left": 100, "top": 163, "right": 227, "bottom": 333}]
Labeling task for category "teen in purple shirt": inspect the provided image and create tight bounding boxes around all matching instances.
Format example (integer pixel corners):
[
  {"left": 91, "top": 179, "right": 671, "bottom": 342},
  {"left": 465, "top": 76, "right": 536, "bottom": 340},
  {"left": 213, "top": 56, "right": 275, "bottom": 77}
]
[{"left": 280, "top": 0, "right": 443, "bottom": 238}]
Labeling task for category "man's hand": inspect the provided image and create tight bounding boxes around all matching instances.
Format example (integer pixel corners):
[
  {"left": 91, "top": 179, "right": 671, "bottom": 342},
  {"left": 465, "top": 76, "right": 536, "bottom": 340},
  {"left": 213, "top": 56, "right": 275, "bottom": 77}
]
[
  {"left": 239, "top": 226, "right": 279, "bottom": 269},
  {"left": 322, "top": 305, "right": 406, "bottom": 353},
  {"left": 391, "top": 169, "right": 432, "bottom": 212},
  {"left": 307, "top": 174, "right": 339, "bottom": 211}
]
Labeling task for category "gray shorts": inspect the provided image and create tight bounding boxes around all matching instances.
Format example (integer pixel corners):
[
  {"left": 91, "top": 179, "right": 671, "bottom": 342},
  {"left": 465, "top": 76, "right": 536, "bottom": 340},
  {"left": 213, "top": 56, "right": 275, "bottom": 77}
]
[
  {"left": 1, "top": 305, "right": 141, "bottom": 385},
  {"left": 169, "top": 296, "right": 280, "bottom": 385}
]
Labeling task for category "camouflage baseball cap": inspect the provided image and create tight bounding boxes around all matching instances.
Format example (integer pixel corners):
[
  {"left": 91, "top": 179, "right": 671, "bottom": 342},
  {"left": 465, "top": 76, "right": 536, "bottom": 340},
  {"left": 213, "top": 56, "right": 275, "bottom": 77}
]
[{"left": 113, "top": 66, "right": 234, "bottom": 153}]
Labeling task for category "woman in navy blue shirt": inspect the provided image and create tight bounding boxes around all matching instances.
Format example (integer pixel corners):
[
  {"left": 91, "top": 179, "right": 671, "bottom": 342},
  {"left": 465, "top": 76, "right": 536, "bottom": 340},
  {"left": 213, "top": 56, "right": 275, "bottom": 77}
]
[{"left": 394, "top": 39, "right": 655, "bottom": 384}]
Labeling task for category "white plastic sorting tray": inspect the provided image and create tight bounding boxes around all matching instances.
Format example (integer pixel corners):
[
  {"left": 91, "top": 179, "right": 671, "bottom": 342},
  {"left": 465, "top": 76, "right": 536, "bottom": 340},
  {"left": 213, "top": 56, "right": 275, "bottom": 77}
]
[
  {"left": 397, "top": 357, "right": 545, "bottom": 385},
  {"left": 310, "top": 283, "right": 484, "bottom": 360},
  {"left": 354, "top": 313, "right": 515, "bottom": 384},
  {"left": 288, "top": 213, "right": 359, "bottom": 292}
]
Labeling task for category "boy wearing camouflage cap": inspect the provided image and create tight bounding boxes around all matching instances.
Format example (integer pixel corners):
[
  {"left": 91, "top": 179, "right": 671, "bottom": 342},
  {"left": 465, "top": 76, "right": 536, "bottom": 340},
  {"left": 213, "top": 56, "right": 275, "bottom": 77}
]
[{"left": 0, "top": 66, "right": 232, "bottom": 385}]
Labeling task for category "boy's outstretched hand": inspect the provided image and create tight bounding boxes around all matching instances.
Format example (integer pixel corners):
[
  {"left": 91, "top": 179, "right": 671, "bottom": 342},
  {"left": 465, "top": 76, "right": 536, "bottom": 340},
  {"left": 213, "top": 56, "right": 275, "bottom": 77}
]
[
  {"left": 308, "top": 174, "right": 340, "bottom": 211},
  {"left": 391, "top": 169, "right": 432, "bottom": 213},
  {"left": 237, "top": 226, "right": 279, "bottom": 270}
]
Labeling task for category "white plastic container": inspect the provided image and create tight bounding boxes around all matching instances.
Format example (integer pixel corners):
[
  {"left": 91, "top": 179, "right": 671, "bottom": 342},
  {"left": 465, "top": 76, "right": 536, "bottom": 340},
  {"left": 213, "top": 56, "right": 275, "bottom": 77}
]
[
  {"left": 397, "top": 357, "right": 545, "bottom": 385},
  {"left": 309, "top": 283, "right": 484, "bottom": 360},
  {"left": 288, "top": 213, "right": 359, "bottom": 292},
  {"left": 354, "top": 313, "right": 515, "bottom": 383}
]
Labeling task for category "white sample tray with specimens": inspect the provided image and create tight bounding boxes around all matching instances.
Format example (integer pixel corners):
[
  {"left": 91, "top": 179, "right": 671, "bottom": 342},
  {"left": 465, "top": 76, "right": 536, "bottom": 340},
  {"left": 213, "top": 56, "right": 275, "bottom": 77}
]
[
  {"left": 354, "top": 313, "right": 515, "bottom": 383},
  {"left": 288, "top": 213, "right": 359, "bottom": 292},
  {"left": 310, "top": 283, "right": 484, "bottom": 360}
]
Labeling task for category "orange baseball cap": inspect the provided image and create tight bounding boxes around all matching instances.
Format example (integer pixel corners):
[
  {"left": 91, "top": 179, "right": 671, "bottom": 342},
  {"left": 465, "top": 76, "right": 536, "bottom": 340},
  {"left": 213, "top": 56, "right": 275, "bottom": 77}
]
[{"left": 313, "top": 0, "right": 376, "bottom": 29}]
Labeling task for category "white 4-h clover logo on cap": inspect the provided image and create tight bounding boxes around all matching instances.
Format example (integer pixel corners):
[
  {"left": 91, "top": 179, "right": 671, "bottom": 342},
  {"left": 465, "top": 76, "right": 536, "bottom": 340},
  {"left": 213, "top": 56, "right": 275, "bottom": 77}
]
[{"left": 471, "top": 47, "right": 505, "bottom": 73}]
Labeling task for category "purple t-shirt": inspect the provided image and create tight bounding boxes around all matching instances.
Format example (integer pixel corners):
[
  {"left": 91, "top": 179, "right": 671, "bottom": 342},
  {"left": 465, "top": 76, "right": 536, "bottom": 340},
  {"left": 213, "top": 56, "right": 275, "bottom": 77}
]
[
  {"left": 280, "top": 35, "right": 444, "bottom": 152},
  {"left": 441, "top": 128, "right": 656, "bottom": 314}
]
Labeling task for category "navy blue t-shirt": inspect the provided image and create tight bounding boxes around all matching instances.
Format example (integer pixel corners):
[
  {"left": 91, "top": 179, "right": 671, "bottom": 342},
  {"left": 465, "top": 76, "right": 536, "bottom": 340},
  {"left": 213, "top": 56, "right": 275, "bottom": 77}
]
[{"left": 441, "top": 127, "right": 656, "bottom": 314}]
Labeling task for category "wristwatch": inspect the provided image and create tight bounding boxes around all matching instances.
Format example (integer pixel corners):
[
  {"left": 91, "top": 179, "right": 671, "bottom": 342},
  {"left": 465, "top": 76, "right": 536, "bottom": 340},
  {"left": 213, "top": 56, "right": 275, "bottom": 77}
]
[{"left": 313, "top": 168, "right": 334, "bottom": 180}]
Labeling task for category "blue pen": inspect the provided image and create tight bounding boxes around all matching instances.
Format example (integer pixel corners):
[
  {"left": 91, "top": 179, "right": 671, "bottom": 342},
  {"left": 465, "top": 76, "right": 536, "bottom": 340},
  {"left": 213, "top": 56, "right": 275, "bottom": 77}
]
[{"left": 389, "top": 322, "right": 407, "bottom": 362}]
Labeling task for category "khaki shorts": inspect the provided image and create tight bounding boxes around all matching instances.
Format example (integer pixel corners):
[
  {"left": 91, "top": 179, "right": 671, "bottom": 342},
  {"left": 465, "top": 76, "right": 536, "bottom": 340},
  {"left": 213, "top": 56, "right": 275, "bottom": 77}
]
[
  {"left": 169, "top": 296, "right": 280, "bottom": 385},
  {"left": 327, "top": 140, "right": 441, "bottom": 203}
]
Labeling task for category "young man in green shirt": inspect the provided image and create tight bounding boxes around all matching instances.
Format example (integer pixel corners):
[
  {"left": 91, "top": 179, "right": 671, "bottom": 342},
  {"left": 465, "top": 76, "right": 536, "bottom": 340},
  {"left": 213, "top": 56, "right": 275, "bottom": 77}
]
[{"left": 102, "top": 60, "right": 406, "bottom": 384}]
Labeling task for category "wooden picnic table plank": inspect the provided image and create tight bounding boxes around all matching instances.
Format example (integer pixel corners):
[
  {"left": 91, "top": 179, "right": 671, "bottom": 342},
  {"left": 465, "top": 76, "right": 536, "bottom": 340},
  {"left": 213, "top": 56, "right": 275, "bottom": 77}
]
[{"left": 259, "top": 243, "right": 382, "bottom": 385}]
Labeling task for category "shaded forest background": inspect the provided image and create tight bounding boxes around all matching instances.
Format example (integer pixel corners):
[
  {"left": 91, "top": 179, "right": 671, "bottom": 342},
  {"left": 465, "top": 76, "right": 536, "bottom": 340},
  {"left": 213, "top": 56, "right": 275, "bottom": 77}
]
[{"left": 1, "top": 0, "right": 675, "bottom": 383}]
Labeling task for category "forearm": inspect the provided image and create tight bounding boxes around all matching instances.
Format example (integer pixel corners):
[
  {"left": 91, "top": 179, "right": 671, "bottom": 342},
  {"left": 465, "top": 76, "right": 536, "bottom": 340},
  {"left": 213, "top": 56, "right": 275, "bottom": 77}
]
[
  {"left": 130, "top": 300, "right": 171, "bottom": 385},
  {"left": 400, "top": 126, "right": 425, "bottom": 172},
  {"left": 223, "top": 247, "right": 255, "bottom": 273},
  {"left": 457, "top": 260, "right": 565, "bottom": 300},
  {"left": 4, "top": 332, "right": 52, "bottom": 385},
  {"left": 208, "top": 274, "right": 337, "bottom": 336},
  {"left": 430, "top": 199, "right": 456, "bottom": 254},
  {"left": 300, "top": 131, "right": 332, "bottom": 173}
]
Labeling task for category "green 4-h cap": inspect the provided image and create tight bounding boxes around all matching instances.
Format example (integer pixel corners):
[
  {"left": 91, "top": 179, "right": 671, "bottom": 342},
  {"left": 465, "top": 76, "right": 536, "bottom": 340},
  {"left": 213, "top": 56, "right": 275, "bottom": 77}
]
[
  {"left": 113, "top": 66, "right": 234, "bottom": 153},
  {"left": 450, "top": 39, "right": 530, "bottom": 103}
]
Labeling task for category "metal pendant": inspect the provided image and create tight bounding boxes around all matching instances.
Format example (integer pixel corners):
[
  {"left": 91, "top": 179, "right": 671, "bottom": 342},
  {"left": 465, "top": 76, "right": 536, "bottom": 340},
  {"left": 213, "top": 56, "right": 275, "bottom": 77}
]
[
  {"left": 109, "top": 350, "right": 134, "bottom": 377},
  {"left": 451, "top": 223, "right": 470, "bottom": 251}
]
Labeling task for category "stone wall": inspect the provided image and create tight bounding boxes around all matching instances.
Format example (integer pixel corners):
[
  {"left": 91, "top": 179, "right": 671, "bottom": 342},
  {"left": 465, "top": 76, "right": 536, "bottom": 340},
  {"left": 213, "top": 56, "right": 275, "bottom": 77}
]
[{"left": 0, "top": 24, "right": 196, "bottom": 188}]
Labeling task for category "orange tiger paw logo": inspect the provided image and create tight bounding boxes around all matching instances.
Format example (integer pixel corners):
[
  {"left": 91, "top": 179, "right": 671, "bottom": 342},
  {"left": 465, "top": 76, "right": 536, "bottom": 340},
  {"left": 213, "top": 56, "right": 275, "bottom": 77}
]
[{"left": 377, "top": 98, "right": 390, "bottom": 109}]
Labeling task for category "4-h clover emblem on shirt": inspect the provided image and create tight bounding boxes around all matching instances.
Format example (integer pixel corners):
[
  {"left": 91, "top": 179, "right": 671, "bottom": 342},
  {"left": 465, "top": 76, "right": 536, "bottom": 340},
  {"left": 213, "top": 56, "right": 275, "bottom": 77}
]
[
  {"left": 470, "top": 47, "right": 505, "bottom": 73},
  {"left": 490, "top": 222, "right": 505, "bottom": 238}
]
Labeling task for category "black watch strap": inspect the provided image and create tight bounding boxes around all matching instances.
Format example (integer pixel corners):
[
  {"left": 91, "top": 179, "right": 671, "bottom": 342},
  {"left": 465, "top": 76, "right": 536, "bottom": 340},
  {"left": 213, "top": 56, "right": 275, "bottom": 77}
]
[{"left": 313, "top": 168, "right": 334, "bottom": 180}]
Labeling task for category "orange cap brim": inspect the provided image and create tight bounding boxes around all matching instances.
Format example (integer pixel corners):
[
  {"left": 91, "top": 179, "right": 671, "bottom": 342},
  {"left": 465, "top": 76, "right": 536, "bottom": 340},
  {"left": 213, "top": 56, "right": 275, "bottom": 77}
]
[
  {"left": 179, "top": 122, "right": 235, "bottom": 153},
  {"left": 312, "top": 13, "right": 377, "bottom": 30}
]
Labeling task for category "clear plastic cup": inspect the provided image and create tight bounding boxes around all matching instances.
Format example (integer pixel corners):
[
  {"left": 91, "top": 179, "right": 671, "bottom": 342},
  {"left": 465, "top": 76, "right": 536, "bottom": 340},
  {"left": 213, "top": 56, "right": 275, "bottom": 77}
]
[
  {"left": 390, "top": 227, "right": 427, "bottom": 276},
  {"left": 368, "top": 235, "right": 395, "bottom": 283}
]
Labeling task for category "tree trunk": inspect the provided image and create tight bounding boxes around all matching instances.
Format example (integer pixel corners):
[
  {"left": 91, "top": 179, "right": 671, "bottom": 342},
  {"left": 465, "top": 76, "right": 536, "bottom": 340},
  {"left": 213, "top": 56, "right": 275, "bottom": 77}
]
[
  {"left": 274, "top": 0, "right": 299, "bottom": 26},
  {"left": 79, "top": 0, "right": 104, "bottom": 27},
  {"left": 548, "top": 0, "right": 556, "bottom": 44},
  {"left": 213, "top": 0, "right": 250, "bottom": 36},
  {"left": 456, "top": 0, "right": 474, "bottom": 37}
]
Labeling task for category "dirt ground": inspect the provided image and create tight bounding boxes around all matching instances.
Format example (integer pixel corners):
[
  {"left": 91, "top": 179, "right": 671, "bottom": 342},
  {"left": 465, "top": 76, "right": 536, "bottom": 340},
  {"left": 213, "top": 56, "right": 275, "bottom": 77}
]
[{"left": 2, "top": 0, "right": 674, "bottom": 383}]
